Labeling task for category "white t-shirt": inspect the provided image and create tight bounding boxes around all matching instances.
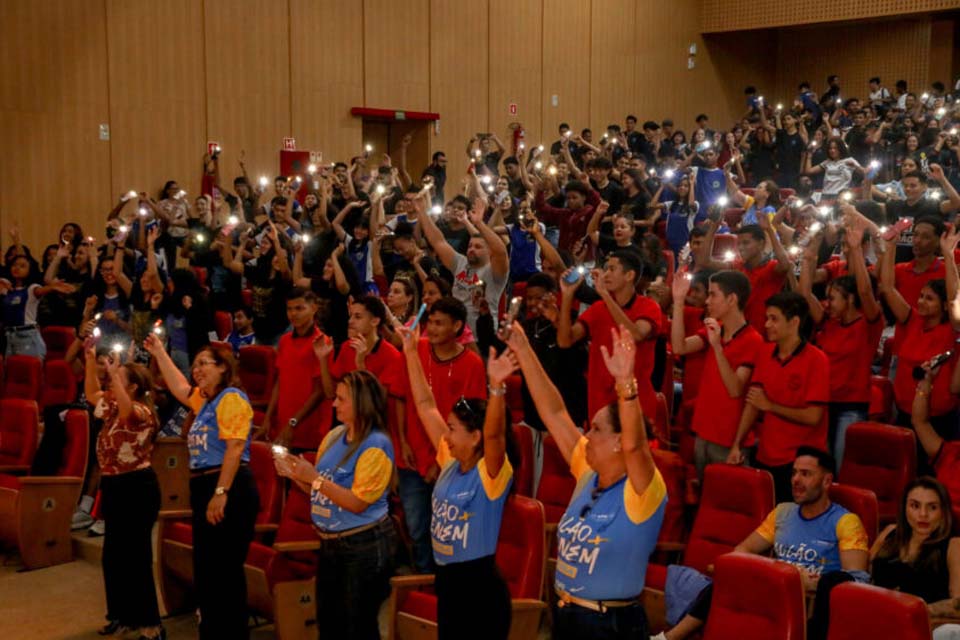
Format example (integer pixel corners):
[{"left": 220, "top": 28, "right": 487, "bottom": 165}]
[
  {"left": 449, "top": 253, "right": 507, "bottom": 335},
  {"left": 819, "top": 158, "right": 860, "bottom": 196}
]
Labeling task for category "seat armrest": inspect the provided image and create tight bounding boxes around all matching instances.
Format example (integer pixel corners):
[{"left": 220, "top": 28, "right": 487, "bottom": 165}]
[
  {"left": 273, "top": 540, "right": 321, "bottom": 553},
  {"left": 18, "top": 476, "right": 83, "bottom": 485},
  {"left": 159, "top": 509, "right": 193, "bottom": 520},
  {"left": 0, "top": 465, "right": 31, "bottom": 475},
  {"left": 510, "top": 598, "right": 547, "bottom": 611},
  {"left": 655, "top": 541, "right": 686, "bottom": 552},
  {"left": 255, "top": 523, "right": 279, "bottom": 534},
  {"left": 389, "top": 574, "right": 436, "bottom": 589}
]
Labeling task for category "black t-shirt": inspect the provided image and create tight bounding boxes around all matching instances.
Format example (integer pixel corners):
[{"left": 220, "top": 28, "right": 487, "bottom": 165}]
[
  {"left": 309, "top": 276, "right": 352, "bottom": 346},
  {"left": 591, "top": 179, "right": 625, "bottom": 215},
  {"left": 775, "top": 129, "right": 805, "bottom": 177},
  {"left": 243, "top": 262, "right": 291, "bottom": 343},
  {"left": 845, "top": 127, "right": 871, "bottom": 165}
]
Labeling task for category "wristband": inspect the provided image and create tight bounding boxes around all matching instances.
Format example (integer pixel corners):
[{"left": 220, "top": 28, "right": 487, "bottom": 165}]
[
  {"left": 488, "top": 385, "right": 507, "bottom": 397},
  {"left": 615, "top": 378, "right": 638, "bottom": 400}
]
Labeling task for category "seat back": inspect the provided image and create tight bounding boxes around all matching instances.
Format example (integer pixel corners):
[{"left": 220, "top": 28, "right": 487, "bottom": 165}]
[
  {"left": 271, "top": 475, "right": 320, "bottom": 579},
  {"left": 2, "top": 355, "right": 42, "bottom": 401},
  {"left": 652, "top": 449, "right": 686, "bottom": 545},
  {"left": 711, "top": 234, "right": 738, "bottom": 259},
  {"left": 41, "top": 326, "right": 75, "bottom": 360},
  {"left": 839, "top": 422, "right": 915, "bottom": 523},
  {"left": 827, "top": 583, "right": 929, "bottom": 640},
  {"left": 828, "top": 483, "right": 879, "bottom": 547},
  {"left": 214, "top": 310, "right": 233, "bottom": 341},
  {"left": 867, "top": 376, "right": 894, "bottom": 422},
  {"left": 536, "top": 434, "right": 575, "bottom": 524},
  {"left": 511, "top": 423, "right": 535, "bottom": 498},
  {"left": 0, "top": 399, "right": 40, "bottom": 467},
  {"left": 495, "top": 495, "right": 545, "bottom": 600},
  {"left": 722, "top": 208, "right": 745, "bottom": 230},
  {"left": 505, "top": 373, "right": 524, "bottom": 426},
  {"left": 684, "top": 465, "right": 775, "bottom": 574},
  {"left": 238, "top": 346, "right": 277, "bottom": 408},
  {"left": 41, "top": 359, "right": 78, "bottom": 408},
  {"left": 703, "top": 553, "right": 805, "bottom": 640},
  {"left": 248, "top": 442, "right": 282, "bottom": 526},
  {"left": 57, "top": 409, "right": 90, "bottom": 477}
]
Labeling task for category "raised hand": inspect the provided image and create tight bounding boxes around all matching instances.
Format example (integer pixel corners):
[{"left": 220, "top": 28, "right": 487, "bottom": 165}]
[
  {"left": 487, "top": 347, "right": 519, "bottom": 387},
  {"left": 704, "top": 317, "right": 722, "bottom": 348},
  {"left": 599, "top": 325, "right": 636, "bottom": 383},
  {"left": 940, "top": 224, "right": 960, "bottom": 257},
  {"left": 672, "top": 270, "right": 692, "bottom": 304},
  {"left": 143, "top": 332, "right": 165, "bottom": 357},
  {"left": 312, "top": 332, "right": 334, "bottom": 362},
  {"left": 395, "top": 325, "right": 421, "bottom": 354}
]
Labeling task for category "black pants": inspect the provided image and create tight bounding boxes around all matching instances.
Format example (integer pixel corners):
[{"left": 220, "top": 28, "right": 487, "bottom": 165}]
[
  {"left": 807, "top": 571, "right": 855, "bottom": 640},
  {"left": 190, "top": 466, "right": 259, "bottom": 640},
  {"left": 552, "top": 601, "right": 648, "bottom": 640},
  {"left": 754, "top": 459, "right": 794, "bottom": 504},
  {"left": 436, "top": 554, "right": 511, "bottom": 640},
  {"left": 100, "top": 468, "right": 161, "bottom": 629},
  {"left": 315, "top": 517, "right": 397, "bottom": 640}
]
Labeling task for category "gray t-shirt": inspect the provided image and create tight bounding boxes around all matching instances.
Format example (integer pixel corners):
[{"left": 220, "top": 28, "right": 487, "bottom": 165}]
[{"left": 450, "top": 253, "right": 508, "bottom": 335}]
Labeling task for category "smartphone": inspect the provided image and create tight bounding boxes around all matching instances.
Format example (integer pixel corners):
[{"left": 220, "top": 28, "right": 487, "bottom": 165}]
[
  {"left": 564, "top": 266, "right": 587, "bottom": 285},
  {"left": 271, "top": 444, "right": 288, "bottom": 457}
]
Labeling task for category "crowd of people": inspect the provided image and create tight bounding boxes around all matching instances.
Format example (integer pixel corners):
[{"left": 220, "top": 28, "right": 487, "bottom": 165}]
[{"left": 4, "top": 73, "right": 960, "bottom": 640}]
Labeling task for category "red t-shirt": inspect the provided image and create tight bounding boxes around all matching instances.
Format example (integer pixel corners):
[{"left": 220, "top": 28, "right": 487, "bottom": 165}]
[
  {"left": 734, "top": 258, "right": 786, "bottom": 333},
  {"left": 330, "top": 337, "right": 407, "bottom": 452},
  {"left": 680, "top": 306, "right": 708, "bottom": 402},
  {"left": 750, "top": 341, "right": 831, "bottom": 467},
  {"left": 578, "top": 294, "right": 663, "bottom": 421},
  {"left": 275, "top": 326, "right": 329, "bottom": 450},
  {"left": 691, "top": 323, "right": 765, "bottom": 447},
  {"left": 814, "top": 315, "right": 881, "bottom": 404},
  {"left": 402, "top": 340, "right": 487, "bottom": 478},
  {"left": 893, "top": 312, "right": 958, "bottom": 416},
  {"left": 895, "top": 259, "right": 945, "bottom": 310}
]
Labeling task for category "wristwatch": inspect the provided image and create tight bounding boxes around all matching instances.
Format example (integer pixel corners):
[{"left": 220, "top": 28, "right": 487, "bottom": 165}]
[
  {"left": 288, "top": 418, "right": 299, "bottom": 429},
  {"left": 214, "top": 486, "right": 228, "bottom": 496}
]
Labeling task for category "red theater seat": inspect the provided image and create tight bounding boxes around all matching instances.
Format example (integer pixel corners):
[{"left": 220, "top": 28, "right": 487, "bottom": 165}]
[
  {"left": 1, "top": 355, "right": 42, "bottom": 401},
  {"left": 505, "top": 374, "right": 524, "bottom": 426},
  {"left": 238, "top": 346, "right": 277, "bottom": 426},
  {"left": 512, "top": 423, "right": 535, "bottom": 498},
  {"left": 214, "top": 310, "right": 233, "bottom": 341},
  {"left": 722, "top": 208, "right": 744, "bottom": 230},
  {"left": 711, "top": 234, "right": 738, "bottom": 260},
  {"left": 828, "top": 483, "right": 879, "bottom": 547},
  {"left": 0, "top": 409, "right": 88, "bottom": 569},
  {"left": 40, "top": 359, "right": 78, "bottom": 407},
  {"left": 839, "top": 422, "right": 915, "bottom": 525},
  {"left": 388, "top": 494, "right": 547, "bottom": 640},
  {"left": 249, "top": 442, "right": 283, "bottom": 533},
  {"left": 652, "top": 449, "right": 687, "bottom": 548},
  {"left": 537, "top": 435, "right": 574, "bottom": 527},
  {"left": 0, "top": 399, "right": 40, "bottom": 473},
  {"left": 41, "top": 326, "right": 75, "bottom": 361},
  {"left": 702, "top": 553, "right": 805, "bottom": 640},
  {"left": 827, "top": 583, "right": 929, "bottom": 640}
]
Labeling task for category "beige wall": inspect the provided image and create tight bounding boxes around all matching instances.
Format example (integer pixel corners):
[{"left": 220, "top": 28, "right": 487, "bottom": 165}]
[
  {"left": 0, "top": 0, "right": 955, "bottom": 251},
  {"left": 702, "top": 0, "right": 960, "bottom": 32}
]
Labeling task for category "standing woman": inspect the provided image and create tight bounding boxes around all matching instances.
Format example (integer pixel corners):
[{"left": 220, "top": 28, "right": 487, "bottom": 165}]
[
  {"left": 506, "top": 323, "right": 666, "bottom": 640},
  {"left": 275, "top": 369, "right": 396, "bottom": 639},
  {"left": 401, "top": 328, "right": 517, "bottom": 639},
  {"left": 143, "top": 337, "right": 260, "bottom": 639},
  {"left": 85, "top": 346, "right": 163, "bottom": 639}
]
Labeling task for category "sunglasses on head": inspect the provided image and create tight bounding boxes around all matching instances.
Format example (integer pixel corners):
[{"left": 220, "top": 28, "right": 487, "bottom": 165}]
[{"left": 454, "top": 396, "right": 477, "bottom": 421}]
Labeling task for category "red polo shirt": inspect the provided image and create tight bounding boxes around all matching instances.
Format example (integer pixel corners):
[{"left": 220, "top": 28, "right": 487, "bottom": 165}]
[
  {"left": 691, "top": 323, "right": 765, "bottom": 447},
  {"left": 750, "top": 341, "right": 830, "bottom": 467},
  {"left": 578, "top": 294, "right": 663, "bottom": 421},
  {"left": 402, "top": 339, "right": 487, "bottom": 478},
  {"left": 734, "top": 257, "right": 786, "bottom": 334},
  {"left": 814, "top": 315, "right": 882, "bottom": 404},
  {"left": 679, "top": 306, "right": 708, "bottom": 402},
  {"left": 893, "top": 312, "right": 958, "bottom": 416},
  {"left": 275, "top": 326, "right": 329, "bottom": 451},
  {"left": 895, "top": 258, "right": 944, "bottom": 310}
]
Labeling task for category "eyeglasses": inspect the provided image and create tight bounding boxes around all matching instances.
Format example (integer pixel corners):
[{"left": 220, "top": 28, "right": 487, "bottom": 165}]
[
  {"left": 454, "top": 396, "right": 477, "bottom": 422},
  {"left": 193, "top": 359, "right": 216, "bottom": 369},
  {"left": 579, "top": 485, "right": 605, "bottom": 520}
]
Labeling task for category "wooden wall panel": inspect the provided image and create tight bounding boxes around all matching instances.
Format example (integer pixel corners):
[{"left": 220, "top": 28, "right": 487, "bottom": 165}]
[
  {"left": 290, "top": 0, "right": 364, "bottom": 165},
  {"left": 703, "top": 0, "right": 960, "bottom": 33},
  {"left": 775, "top": 20, "right": 932, "bottom": 109},
  {"left": 489, "top": 0, "right": 542, "bottom": 155},
  {"left": 541, "top": 0, "right": 591, "bottom": 152},
  {"left": 204, "top": 0, "right": 290, "bottom": 189},
  {"left": 106, "top": 0, "right": 206, "bottom": 203},
  {"left": 590, "top": 0, "right": 636, "bottom": 132},
  {"left": 429, "top": 0, "right": 489, "bottom": 188},
  {"left": 0, "top": 0, "right": 111, "bottom": 252},
  {"left": 363, "top": 0, "right": 430, "bottom": 112},
  {"left": 930, "top": 18, "right": 956, "bottom": 88}
]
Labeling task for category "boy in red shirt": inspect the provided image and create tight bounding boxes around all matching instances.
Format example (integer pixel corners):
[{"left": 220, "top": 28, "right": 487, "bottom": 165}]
[
  {"left": 264, "top": 288, "right": 329, "bottom": 452},
  {"left": 400, "top": 296, "right": 486, "bottom": 572},
  {"left": 672, "top": 269, "right": 765, "bottom": 479},
  {"left": 558, "top": 250, "right": 663, "bottom": 421},
  {"left": 728, "top": 291, "right": 830, "bottom": 502}
]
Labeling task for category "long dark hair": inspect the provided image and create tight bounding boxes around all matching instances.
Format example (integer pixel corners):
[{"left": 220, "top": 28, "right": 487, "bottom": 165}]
[
  {"left": 123, "top": 362, "right": 157, "bottom": 424},
  {"left": 878, "top": 477, "right": 954, "bottom": 568},
  {"left": 451, "top": 397, "right": 521, "bottom": 484},
  {"left": 337, "top": 370, "right": 388, "bottom": 466}
]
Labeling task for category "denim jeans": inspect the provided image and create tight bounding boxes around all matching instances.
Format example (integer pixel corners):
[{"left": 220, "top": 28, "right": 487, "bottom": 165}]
[
  {"left": 828, "top": 402, "right": 867, "bottom": 473},
  {"left": 5, "top": 326, "right": 46, "bottom": 359},
  {"left": 552, "top": 602, "right": 648, "bottom": 640},
  {"left": 397, "top": 468, "right": 435, "bottom": 573},
  {"left": 316, "top": 517, "right": 396, "bottom": 640}
]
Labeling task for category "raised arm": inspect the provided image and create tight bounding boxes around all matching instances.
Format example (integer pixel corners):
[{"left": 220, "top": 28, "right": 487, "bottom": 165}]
[
  {"left": 143, "top": 333, "right": 193, "bottom": 405},
  {"left": 930, "top": 164, "right": 960, "bottom": 215},
  {"left": 467, "top": 199, "right": 508, "bottom": 279},
  {"left": 912, "top": 372, "right": 946, "bottom": 459},
  {"left": 418, "top": 193, "right": 458, "bottom": 271},
  {"left": 878, "top": 235, "right": 911, "bottom": 324},
  {"left": 799, "top": 237, "right": 825, "bottom": 325},
  {"left": 398, "top": 328, "right": 448, "bottom": 450},
  {"left": 670, "top": 274, "right": 706, "bottom": 355},
  {"left": 483, "top": 346, "right": 518, "bottom": 478}
]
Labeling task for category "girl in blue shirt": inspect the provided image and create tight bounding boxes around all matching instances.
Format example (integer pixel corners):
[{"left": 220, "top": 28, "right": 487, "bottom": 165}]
[
  {"left": 401, "top": 326, "right": 519, "bottom": 640},
  {"left": 1, "top": 254, "right": 74, "bottom": 358},
  {"left": 729, "top": 177, "right": 781, "bottom": 227}
]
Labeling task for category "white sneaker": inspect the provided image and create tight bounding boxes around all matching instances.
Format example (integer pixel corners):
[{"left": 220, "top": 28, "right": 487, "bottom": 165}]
[
  {"left": 88, "top": 519, "right": 105, "bottom": 537},
  {"left": 71, "top": 509, "right": 94, "bottom": 530},
  {"left": 650, "top": 633, "right": 668, "bottom": 640}
]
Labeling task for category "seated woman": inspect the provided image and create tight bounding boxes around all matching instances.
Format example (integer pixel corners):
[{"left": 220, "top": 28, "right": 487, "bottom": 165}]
[{"left": 870, "top": 476, "right": 960, "bottom": 638}]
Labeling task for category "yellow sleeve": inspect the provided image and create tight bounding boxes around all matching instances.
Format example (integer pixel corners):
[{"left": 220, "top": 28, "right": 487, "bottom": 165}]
[
  {"left": 215, "top": 392, "right": 253, "bottom": 440},
  {"left": 351, "top": 447, "right": 393, "bottom": 504},
  {"left": 316, "top": 426, "right": 344, "bottom": 460},
  {"left": 187, "top": 388, "right": 204, "bottom": 414},
  {"left": 436, "top": 438, "right": 453, "bottom": 468},
  {"left": 755, "top": 505, "right": 781, "bottom": 543},
  {"left": 569, "top": 437, "right": 590, "bottom": 481},
  {"left": 744, "top": 195, "right": 756, "bottom": 212},
  {"left": 477, "top": 457, "right": 513, "bottom": 501},
  {"left": 836, "top": 513, "right": 870, "bottom": 552},
  {"left": 623, "top": 469, "right": 667, "bottom": 524}
]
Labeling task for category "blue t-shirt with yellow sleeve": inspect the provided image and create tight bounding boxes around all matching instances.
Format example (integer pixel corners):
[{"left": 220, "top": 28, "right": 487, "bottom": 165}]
[
  {"left": 187, "top": 387, "right": 253, "bottom": 470},
  {"left": 431, "top": 439, "right": 513, "bottom": 565},
  {"left": 555, "top": 437, "right": 666, "bottom": 601},
  {"left": 311, "top": 426, "right": 394, "bottom": 533},
  {"left": 756, "top": 502, "right": 868, "bottom": 576}
]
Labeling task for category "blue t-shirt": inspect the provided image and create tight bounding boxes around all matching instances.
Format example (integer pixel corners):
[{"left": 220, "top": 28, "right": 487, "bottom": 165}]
[
  {"left": 506, "top": 223, "right": 543, "bottom": 280},
  {"left": 311, "top": 426, "right": 394, "bottom": 533},
  {"left": 226, "top": 330, "right": 255, "bottom": 356},
  {"left": 186, "top": 387, "right": 253, "bottom": 469},
  {"left": 664, "top": 201, "right": 704, "bottom": 256},
  {"left": 431, "top": 440, "right": 513, "bottom": 565},
  {"left": 555, "top": 438, "right": 667, "bottom": 600},
  {"left": 693, "top": 167, "right": 726, "bottom": 211},
  {"left": 1, "top": 284, "right": 39, "bottom": 327},
  {"left": 756, "top": 502, "right": 869, "bottom": 576}
]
